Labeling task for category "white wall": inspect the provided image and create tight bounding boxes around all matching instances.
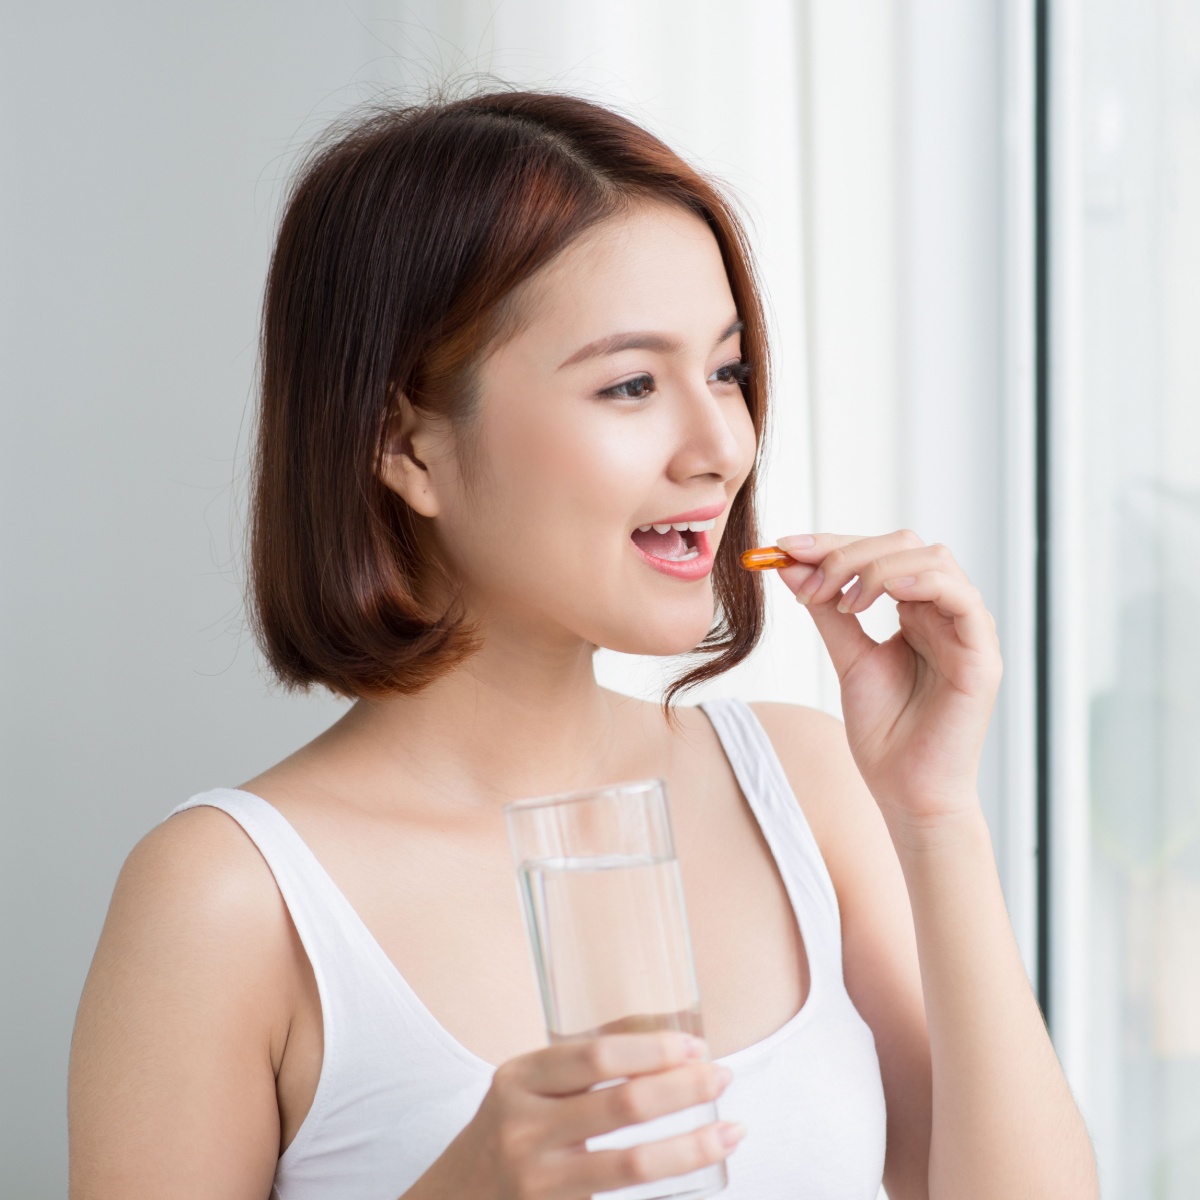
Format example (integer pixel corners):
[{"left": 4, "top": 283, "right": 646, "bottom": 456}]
[{"left": 0, "top": 3, "right": 1016, "bottom": 1191}]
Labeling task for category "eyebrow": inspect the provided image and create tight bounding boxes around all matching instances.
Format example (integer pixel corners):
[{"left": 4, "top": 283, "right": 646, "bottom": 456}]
[{"left": 557, "top": 316, "right": 744, "bottom": 370}]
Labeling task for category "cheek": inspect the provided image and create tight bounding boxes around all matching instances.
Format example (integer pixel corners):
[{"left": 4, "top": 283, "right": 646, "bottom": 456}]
[
  {"left": 490, "top": 405, "right": 659, "bottom": 532},
  {"left": 439, "top": 409, "right": 637, "bottom": 603},
  {"left": 730, "top": 398, "right": 759, "bottom": 481}
]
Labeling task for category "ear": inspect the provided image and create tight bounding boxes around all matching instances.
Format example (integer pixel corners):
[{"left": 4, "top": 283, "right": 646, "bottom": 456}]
[{"left": 378, "top": 392, "right": 443, "bottom": 519}]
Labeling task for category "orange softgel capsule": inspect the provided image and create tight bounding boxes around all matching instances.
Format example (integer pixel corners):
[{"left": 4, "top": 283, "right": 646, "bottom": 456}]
[{"left": 739, "top": 545, "right": 795, "bottom": 571}]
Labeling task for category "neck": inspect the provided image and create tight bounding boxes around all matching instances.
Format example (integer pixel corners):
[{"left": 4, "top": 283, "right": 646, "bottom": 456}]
[{"left": 315, "top": 621, "right": 655, "bottom": 818}]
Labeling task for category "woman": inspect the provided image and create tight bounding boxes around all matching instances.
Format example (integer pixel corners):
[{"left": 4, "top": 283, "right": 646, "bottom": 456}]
[{"left": 68, "top": 91, "right": 1097, "bottom": 1199}]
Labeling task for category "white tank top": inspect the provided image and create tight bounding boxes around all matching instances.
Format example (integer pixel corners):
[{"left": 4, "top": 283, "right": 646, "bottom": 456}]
[{"left": 165, "top": 698, "right": 887, "bottom": 1199}]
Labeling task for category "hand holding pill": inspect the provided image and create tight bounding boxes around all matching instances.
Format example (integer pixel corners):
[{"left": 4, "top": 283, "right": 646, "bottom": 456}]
[{"left": 742, "top": 530, "right": 1003, "bottom": 832}]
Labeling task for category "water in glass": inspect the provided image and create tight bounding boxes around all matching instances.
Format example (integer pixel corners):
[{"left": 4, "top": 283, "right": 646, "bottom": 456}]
[{"left": 518, "top": 851, "right": 727, "bottom": 1200}]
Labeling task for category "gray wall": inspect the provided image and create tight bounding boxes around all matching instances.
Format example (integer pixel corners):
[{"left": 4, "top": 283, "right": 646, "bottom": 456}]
[{"left": 1, "top": 6, "right": 377, "bottom": 1191}]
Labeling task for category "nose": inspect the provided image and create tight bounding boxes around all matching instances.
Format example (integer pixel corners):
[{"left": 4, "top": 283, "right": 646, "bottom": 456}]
[{"left": 665, "top": 379, "right": 754, "bottom": 486}]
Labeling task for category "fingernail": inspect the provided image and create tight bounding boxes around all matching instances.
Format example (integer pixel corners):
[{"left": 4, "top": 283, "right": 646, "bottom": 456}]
[
  {"left": 836, "top": 580, "right": 861, "bottom": 613},
  {"left": 795, "top": 567, "right": 823, "bottom": 604},
  {"left": 885, "top": 576, "right": 917, "bottom": 592},
  {"left": 776, "top": 534, "right": 815, "bottom": 550},
  {"left": 720, "top": 1122, "right": 747, "bottom": 1148},
  {"left": 684, "top": 1036, "right": 709, "bottom": 1059},
  {"left": 715, "top": 1065, "right": 734, "bottom": 1088}
]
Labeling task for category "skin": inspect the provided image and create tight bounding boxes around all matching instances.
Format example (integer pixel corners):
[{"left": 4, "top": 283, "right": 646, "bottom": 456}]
[{"left": 68, "top": 202, "right": 1098, "bottom": 1199}]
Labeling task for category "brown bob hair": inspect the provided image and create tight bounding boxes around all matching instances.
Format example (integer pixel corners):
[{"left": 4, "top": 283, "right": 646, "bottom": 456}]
[{"left": 250, "top": 89, "right": 770, "bottom": 706}]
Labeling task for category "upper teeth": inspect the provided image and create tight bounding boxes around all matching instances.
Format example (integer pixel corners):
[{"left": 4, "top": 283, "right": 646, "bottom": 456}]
[{"left": 638, "top": 519, "right": 717, "bottom": 534}]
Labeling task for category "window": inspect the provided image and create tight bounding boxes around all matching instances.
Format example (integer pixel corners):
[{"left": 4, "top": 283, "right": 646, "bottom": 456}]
[{"left": 1049, "top": 1, "right": 1200, "bottom": 1192}]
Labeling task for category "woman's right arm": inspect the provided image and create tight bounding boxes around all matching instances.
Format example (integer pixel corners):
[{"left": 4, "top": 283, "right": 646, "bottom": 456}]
[{"left": 68, "top": 808, "right": 296, "bottom": 1199}]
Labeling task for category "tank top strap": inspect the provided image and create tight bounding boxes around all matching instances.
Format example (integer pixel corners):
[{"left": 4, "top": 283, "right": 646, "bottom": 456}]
[
  {"left": 162, "top": 789, "right": 387, "bottom": 1025},
  {"left": 698, "top": 698, "right": 846, "bottom": 977}
]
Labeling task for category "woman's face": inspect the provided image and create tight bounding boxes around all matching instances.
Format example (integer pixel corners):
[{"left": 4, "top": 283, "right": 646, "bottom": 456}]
[{"left": 419, "top": 202, "right": 757, "bottom": 658}]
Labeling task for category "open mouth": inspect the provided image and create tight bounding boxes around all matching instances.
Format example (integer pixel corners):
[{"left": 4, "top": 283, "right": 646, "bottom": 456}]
[{"left": 630, "top": 518, "right": 716, "bottom": 563}]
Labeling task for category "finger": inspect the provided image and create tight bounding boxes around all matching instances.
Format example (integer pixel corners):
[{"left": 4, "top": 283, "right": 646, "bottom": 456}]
[
  {"left": 773, "top": 532, "right": 868, "bottom": 561},
  {"left": 786, "top": 530, "right": 928, "bottom": 606},
  {"left": 579, "top": 1119, "right": 745, "bottom": 1195},
  {"left": 775, "top": 562, "right": 819, "bottom": 595},
  {"left": 803, "top": 597, "right": 879, "bottom": 682},
  {"left": 836, "top": 544, "right": 969, "bottom": 615},
  {"left": 518, "top": 1031, "right": 704, "bottom": 1098},
  {"left": 553, "top": 1061, "right": 730, "bottom": 1146},
  {"left": 883, "top": 571, "right": 996, "bottom": 653}
]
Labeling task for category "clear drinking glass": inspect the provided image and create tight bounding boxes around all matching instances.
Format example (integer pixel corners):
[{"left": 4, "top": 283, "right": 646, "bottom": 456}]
[{"left": 504, "top": 778, "right": 727, "bottom": 1200}]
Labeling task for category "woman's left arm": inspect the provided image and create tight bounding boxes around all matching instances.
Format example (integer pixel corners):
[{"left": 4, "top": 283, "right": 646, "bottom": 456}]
[{"left": 764, "top": 529, "right": 1098, "bottom": 1200}]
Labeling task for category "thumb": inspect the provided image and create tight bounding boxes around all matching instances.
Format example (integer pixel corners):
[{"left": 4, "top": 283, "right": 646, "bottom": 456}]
[
  {"left": 801, "top": 597, "right": 878, "bottom": 681},
  {"left": 774, "top": 562, "right": 877, "bottom": 679}
]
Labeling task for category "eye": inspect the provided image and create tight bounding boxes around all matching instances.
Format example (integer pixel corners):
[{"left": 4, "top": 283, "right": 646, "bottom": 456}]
[
  {"left": 598, "top": 373, "right": 655, "bottom": 401},
  {"left": 710, "top": 360, "right": 753, "bottom": 388}
]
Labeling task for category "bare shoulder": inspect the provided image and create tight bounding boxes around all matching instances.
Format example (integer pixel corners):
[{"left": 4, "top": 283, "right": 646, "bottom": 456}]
[
  {"left": 84, "top": 803, "right": 302, "bottom": 1063},
  {"left": 745, "top": 699, "right": 845, "bottom": 756},
  {"left": 110, "top": 804, "right": 294, "bottom": 967},
  {"left": 69, "top": 806, "right": 296, "bottom": 1196},
  {"left": 745, "top": 701, "right": 867, "bottom": 855}
]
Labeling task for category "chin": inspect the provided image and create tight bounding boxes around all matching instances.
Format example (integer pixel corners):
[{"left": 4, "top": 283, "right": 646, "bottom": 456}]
[{"left": 591, "top": 601, "right": 716, "bottom": 658}]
